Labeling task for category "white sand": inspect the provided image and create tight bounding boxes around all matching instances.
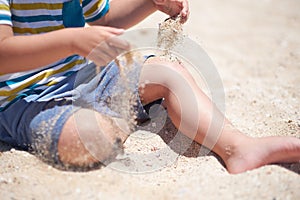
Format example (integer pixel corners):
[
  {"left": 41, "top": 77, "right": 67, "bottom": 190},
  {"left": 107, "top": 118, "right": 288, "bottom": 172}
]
[{"left": 1, "top": 0, "right": 299, "bottom": 199}]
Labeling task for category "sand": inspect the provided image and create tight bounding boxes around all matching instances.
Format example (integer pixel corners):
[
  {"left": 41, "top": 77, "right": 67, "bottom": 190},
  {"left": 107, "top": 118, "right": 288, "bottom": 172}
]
[{"left": 1, "top": 0, "right": 299, "bottom": 199}]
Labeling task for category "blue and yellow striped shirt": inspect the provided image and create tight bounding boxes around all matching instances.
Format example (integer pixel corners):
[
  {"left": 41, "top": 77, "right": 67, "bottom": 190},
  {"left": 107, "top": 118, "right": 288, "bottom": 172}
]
[{"left": 0, "top": 0, "right": 109, "bottom": 111}]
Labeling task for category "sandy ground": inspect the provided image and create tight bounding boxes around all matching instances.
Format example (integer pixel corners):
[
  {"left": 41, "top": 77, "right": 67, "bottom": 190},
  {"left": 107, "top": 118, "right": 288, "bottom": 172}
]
[{"left": 1, "top": 0, "right": 300, "bottom": 199}]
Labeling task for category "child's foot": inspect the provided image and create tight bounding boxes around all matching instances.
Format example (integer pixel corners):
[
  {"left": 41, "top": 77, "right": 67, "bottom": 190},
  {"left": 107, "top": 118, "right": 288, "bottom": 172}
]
[{"left": 224, "top": 136, "right": 300, "bottom": 174}]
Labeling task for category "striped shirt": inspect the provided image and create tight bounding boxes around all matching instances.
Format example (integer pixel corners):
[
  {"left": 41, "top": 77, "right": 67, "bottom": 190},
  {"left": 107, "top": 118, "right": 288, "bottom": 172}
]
[{"left": 0, "top": 0, "right": 109, "bottom": 111}]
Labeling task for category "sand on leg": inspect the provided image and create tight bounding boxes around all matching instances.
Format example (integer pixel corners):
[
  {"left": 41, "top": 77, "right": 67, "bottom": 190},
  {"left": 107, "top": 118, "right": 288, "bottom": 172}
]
[{"left": 57, "top": 108, "right": 129, "bottom": 167}]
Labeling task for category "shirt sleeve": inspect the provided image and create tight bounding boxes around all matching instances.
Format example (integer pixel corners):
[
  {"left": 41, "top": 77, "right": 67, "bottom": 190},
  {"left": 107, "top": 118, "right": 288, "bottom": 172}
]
[
  {"left": 82, "top": 0, "right": 110, "bottom": 23},
  {"left": 0, "top": 0, "right": 12, "bottom": 26}
]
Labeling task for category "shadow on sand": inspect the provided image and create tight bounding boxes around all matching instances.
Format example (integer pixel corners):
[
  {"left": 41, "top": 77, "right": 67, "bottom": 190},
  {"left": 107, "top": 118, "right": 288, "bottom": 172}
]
[{"left": 140, "top": 117, "right": 300, "bottom": 175}]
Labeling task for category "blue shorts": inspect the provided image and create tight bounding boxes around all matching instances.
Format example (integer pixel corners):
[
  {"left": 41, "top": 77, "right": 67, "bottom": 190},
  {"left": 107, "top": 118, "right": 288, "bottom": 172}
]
[{"left": 0, "top": 61, "right": 149, "bottom": 168}]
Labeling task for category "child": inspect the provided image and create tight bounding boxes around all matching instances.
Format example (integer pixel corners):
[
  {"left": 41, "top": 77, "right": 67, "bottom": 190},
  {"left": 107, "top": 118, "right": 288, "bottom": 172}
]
[{"left": 0, "top": 0, "right": 299, "bottom": 174}]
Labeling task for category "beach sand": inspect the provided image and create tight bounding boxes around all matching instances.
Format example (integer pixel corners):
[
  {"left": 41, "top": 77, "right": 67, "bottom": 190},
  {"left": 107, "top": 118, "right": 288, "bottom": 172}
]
[{"left": 1, "top": 0, "right": 299, "bottom": 199}]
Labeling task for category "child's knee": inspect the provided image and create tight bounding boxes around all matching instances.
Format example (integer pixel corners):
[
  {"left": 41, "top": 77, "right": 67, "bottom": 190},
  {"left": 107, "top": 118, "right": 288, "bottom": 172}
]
[
  {"left": 57, "top": 109, "right": 127, "bottom": 167},
  {"left": 145, "top": 56, "right": 187, "bottom": 73}
]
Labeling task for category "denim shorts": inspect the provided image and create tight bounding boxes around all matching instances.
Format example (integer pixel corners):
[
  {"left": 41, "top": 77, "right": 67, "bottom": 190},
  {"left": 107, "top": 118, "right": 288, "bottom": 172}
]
[{"left": 0, "top": 61, "right": 150, "bottom": 168}]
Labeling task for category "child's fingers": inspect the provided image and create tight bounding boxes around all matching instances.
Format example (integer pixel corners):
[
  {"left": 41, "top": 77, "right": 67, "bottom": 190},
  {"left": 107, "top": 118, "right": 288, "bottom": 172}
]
[
  {"left": 181, "top": 0, "right": 189, "bottom": 17},
  {"left": 87, "top": 50, "right": 109, "bottom": 67},
  {"left": 153, "top": 0, "right": 167, "bottom": 6},
  {"left": 182, "top": 0, "right": 189, "bottom": 15},
  {"left": 100, "top": 41, "right": 120, "bottom": 58},
  {"left": 180, "top": 0, "right": 189, "bottom": 23},
  {"left": 107, "top": 37, "right": 130, "bottom": 51},
  {"left": 98, "top": 28, "right": 130, "bottom": 52},
  {"left": 165, "top": 1, "right": 186, "bottom": 19},
  {"left": 154, "top": 0, "right": 182, "bottom": 17},
  {"left": 102, "top": 26, "right": 125, "bottom": 35},
  {"left": 87, "top": 37, "right": 130, "bottom": 67}
]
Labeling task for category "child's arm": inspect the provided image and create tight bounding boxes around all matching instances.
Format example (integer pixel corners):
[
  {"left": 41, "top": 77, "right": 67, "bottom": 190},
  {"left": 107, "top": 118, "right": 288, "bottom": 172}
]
[
  {"left": 88, "top": 0, "right": 189, "bottom": 29},
  {"left": 0, "top": 25, "right": 125, "bottom": 74}
]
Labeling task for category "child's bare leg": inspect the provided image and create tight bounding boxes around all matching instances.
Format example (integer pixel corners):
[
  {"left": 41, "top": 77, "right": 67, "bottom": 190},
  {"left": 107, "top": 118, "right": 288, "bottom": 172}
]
[
  {"left": 140, "top": 58, "right": 300, "bottom": 174},
  {"left": 57, "top": 109, "right": 129, "bottom": 167}
]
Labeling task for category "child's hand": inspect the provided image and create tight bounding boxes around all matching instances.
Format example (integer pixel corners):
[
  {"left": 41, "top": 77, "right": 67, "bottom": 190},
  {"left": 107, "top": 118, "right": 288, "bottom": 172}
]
[
  {"left": 153, "top": 0, "right": 189, "bottom": 23},
  {"left": 73, "top": 26, "right": 130, "bottom": 67}
]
